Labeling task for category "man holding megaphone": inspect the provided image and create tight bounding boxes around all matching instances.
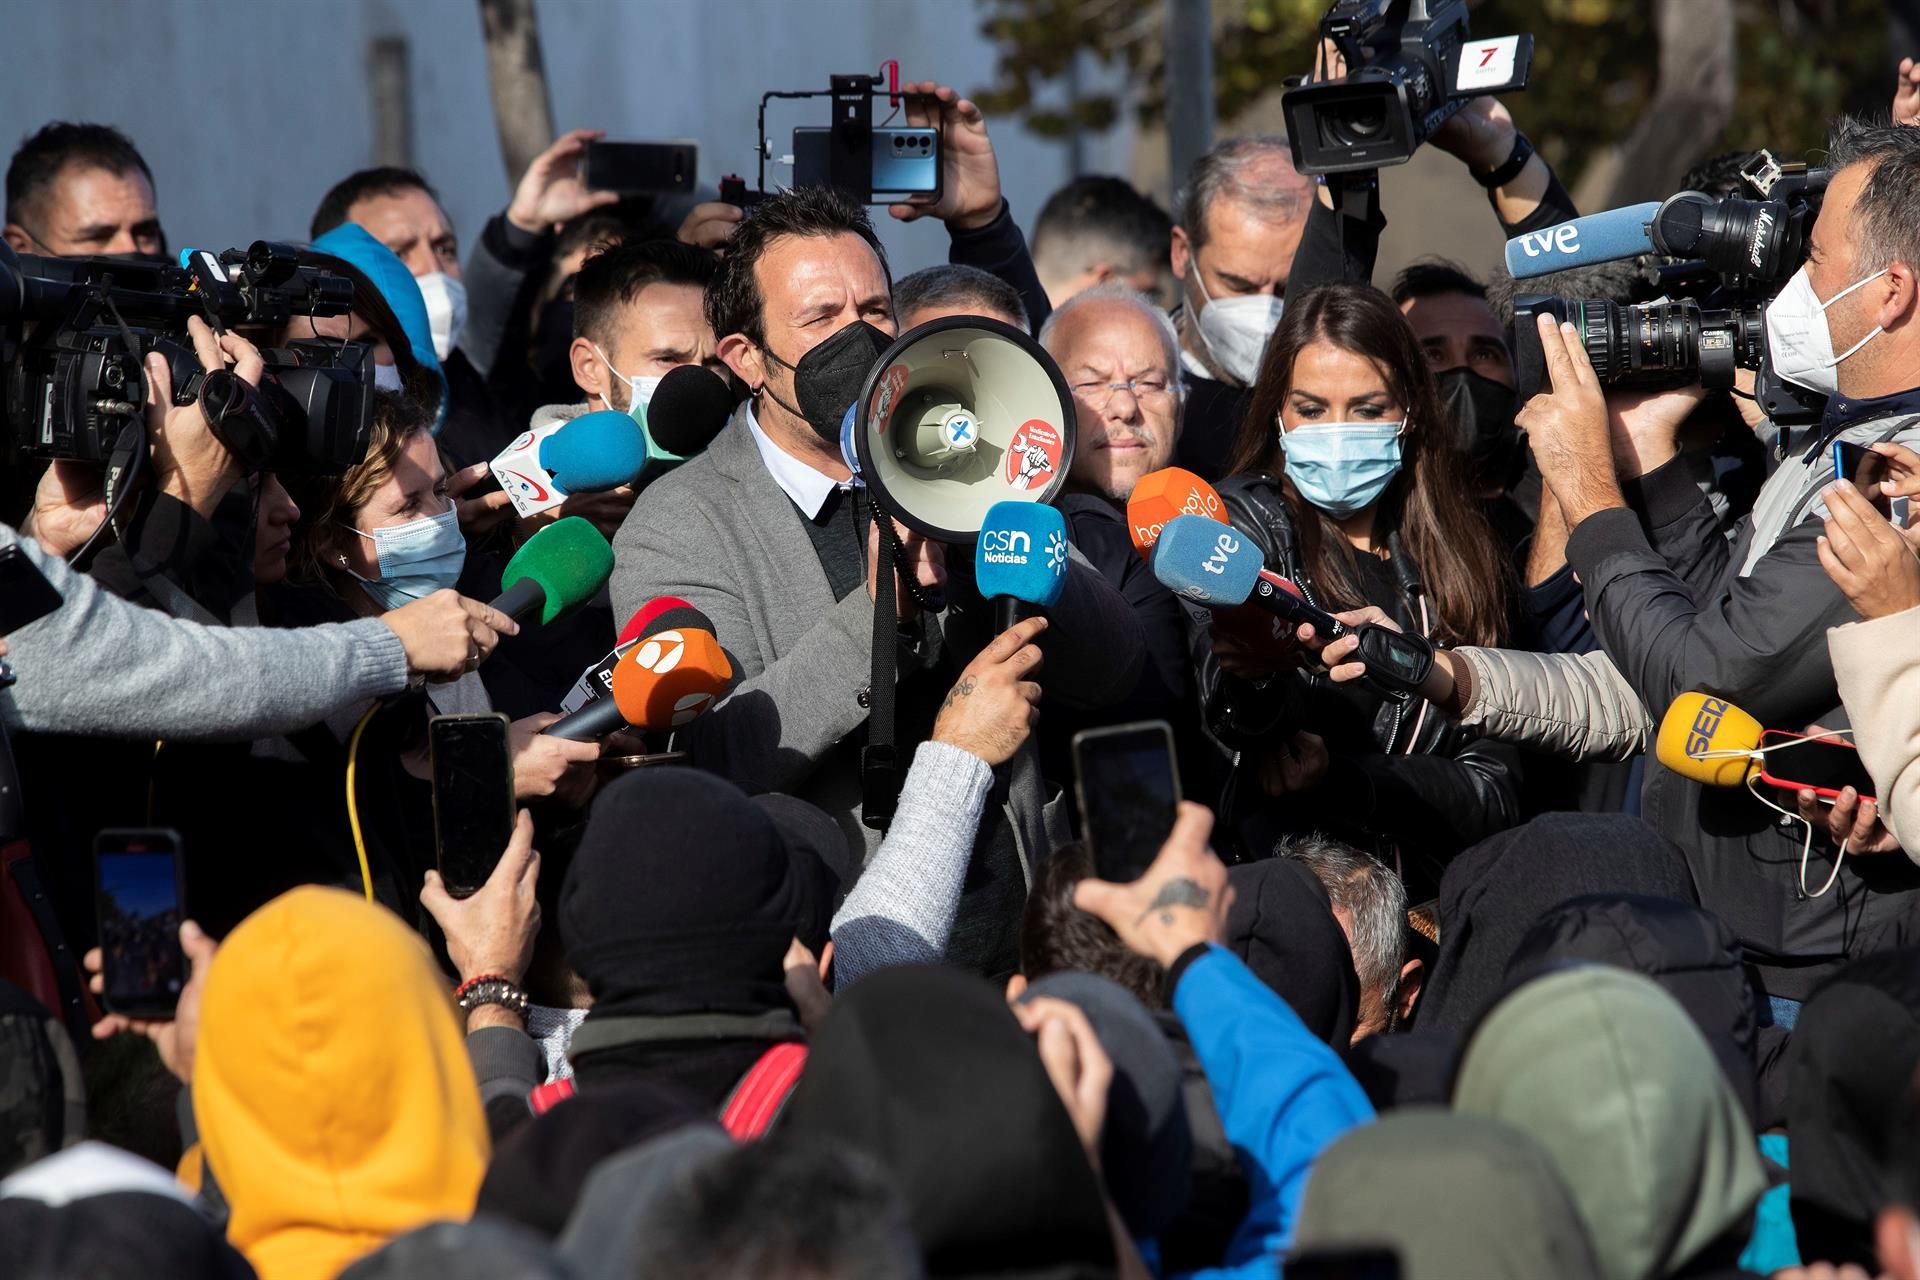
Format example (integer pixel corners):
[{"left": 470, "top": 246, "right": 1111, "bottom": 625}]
[{"left": 610, "top": 186, "right": 1143, "bottom": 977}]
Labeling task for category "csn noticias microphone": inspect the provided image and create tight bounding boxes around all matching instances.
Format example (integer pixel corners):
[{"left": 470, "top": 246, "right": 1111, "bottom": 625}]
[
  {"left": 559, "top": 598, "right": 714, "bottom": 714},
  {"left": 1150, "top": 515, "right": 1434, "bottom": 695},
  {"left": 490, "top": 409, "right": 650, "bottom": 518},
  {"left": 1654, "top": 692, "right": 1766, "bottom": 787},
  {"left": 1503, "top": 202, "right": 1662, "bottom": 279},
  {"left": 544, "top": 627, "right": 733, "bottom": 741},
  {"left": 1126, "top": 467, "right": 1227, "bottom": 561},
  {"left": 976, "top": 500, "right": 1069, "bottom": 633},
  {"left": 489, "top": 517, "right": 615, "bottom": 626}
]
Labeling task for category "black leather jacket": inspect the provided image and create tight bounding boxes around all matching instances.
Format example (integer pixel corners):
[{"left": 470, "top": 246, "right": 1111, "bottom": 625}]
[{"left": 1197, "top": 472, "right": 1524, "bottom": 892}]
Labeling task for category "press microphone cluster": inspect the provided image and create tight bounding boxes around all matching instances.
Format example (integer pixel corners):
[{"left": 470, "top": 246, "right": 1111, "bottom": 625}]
[
  {"left": 489, "top": 517, "right": 615, "bottom": 627},
  {"left": 1150, "top": 514, "right": 1435, "bottom": 696},
  {"left": 544, "top": 620, "right": 733, "bottom": 742},
  {"left": 559, "top": 595, "right": 708, "bottom": 715}
]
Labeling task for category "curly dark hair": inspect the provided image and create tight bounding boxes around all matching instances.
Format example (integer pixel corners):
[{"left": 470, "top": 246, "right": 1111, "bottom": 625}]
[{"left": 704, "top": 185, "right": 889, "bottom": 347}]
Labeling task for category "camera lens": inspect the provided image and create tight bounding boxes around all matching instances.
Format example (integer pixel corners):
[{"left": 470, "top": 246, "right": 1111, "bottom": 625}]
[
  {"left": 1567, "top": 299, "right": 1701, "bottom": 388},
  {"left": 1328, "top": 102, "right": 1388, "bottom": 145}
]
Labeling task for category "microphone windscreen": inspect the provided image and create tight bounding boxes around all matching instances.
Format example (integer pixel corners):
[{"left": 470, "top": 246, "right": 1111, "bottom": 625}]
[
  {"left": 645, "top": 366, "right": 735, "bottom": 458},
  {"left": 975, "top": 500, "right": 1069, "bottom": 608},
  {"left": 611, "top": 627, "right": 734, "bottom": 730},
  {"left": 1150, "top": 515, "right": 1261, "bottom": 607},
  {"left": 1655, "top": 692, "right": 1763, "bottom": 787},
  {"left": 1503, "top": 202, "right": 1662, "bottom": 279},
  {"left": 617, "top": 595, "right": 696, "bottom": 647},
  {"left": 500, "top": 516, "right": 614, "bottom": 626},
  {"left": 540, "top": 410, "right": 649, "bottom": 493},
  {"left": 1127, "top": 467, "right": 1226, "bottom": 560}
]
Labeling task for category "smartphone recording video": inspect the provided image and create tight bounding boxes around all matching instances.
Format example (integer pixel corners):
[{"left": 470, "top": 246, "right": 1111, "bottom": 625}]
[
  {"left": 1074, "top": 721, "right": 1181, "bottom": 884},
  {"left": 430, "top": 713, "right": 516, "bottom": 898},
  {"left": 94, "top": 829, "right": 188, "bottom": 1018}
]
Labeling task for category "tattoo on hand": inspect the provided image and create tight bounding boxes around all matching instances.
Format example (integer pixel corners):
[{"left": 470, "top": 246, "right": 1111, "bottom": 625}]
[
  {"left": 941, "top": 675, "right": 976, "bottom": 710},
  {"left": 1136, "top": 877, "right": 1210, "bottom": 929}
]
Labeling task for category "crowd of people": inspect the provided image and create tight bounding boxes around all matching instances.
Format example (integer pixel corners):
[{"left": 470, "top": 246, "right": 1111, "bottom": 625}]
[{"left": 2, "top": 38, "right": 1920, "bottom": 1280}]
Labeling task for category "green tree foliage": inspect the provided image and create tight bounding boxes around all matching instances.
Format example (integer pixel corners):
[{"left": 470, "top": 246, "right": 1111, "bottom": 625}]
[{"left": 973, "top": 0, "right": 1891, "bottom": 186}]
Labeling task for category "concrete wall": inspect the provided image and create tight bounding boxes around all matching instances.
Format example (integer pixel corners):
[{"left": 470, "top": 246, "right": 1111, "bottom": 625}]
[{"left": 0, "top": 0, "right": 1136, "bottom": 274}]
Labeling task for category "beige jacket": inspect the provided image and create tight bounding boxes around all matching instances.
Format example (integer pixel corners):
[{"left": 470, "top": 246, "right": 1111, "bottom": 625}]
[
  {"left": 1452, "top": 646, "right": 1652, "bottom": 763},
  {"left": 1829, "top": 604, "right": 1920, "bottom": 860}
]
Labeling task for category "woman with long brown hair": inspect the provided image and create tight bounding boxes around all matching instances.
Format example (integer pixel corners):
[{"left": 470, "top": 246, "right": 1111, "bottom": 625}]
[{"left": 1201, "top": 283, "right": 1523, "bottom": 895}]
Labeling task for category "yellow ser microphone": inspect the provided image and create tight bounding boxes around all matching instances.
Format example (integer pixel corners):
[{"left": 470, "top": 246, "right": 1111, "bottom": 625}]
[{"left": 1654, "top": 692, "right": 1765, "bottom": 787}]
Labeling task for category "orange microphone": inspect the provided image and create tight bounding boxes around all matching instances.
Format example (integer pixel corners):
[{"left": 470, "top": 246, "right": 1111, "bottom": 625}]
[
  {"left": 545, "top": 628, "right": 733, "bottom": 740},
  {"left": 1126, "top": 467, "right": 1228, "bottom": 561}
]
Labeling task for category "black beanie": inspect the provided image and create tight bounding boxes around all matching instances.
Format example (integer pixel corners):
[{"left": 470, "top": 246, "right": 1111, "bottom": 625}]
[
  {"left": 561, "top": 769, "right": 805, "bottom": 1017},
  {"left": 1223, "top": 859, "right": 1361, "bottom": 1047}
]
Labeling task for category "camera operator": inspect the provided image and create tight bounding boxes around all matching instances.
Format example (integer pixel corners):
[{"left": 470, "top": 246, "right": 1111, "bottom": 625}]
[{"left": 1513, "top": 118, "right": 1920, "bottom": 1006}]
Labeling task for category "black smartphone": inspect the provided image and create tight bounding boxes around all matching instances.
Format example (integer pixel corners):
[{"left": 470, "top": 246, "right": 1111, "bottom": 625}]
[
  {"left": 429, "top": 713, "right": 516, "bottom": 898},
  {"left": 94, "top": 828, "right": 188, "bottom": 1018},
  {"left": 0, "top": 542, "right": 64, "bottom": 635},
  {"left": 584, "top": 140, "right": 697, "bottom": 195},
  {"left": 1074, "top": 721, "right": 1181, "bottom": 883},
  {"left": 1287, "top": 1248, "right": 1403, "bottom": 1280},
  {"left": 1833, "top": 440, "right": 1910, "bottom": 527}
]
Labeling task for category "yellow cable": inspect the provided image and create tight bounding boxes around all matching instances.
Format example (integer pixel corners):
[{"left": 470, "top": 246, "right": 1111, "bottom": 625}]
[{"left": 345, "top": 701, "right": 382, "bottom": 902}]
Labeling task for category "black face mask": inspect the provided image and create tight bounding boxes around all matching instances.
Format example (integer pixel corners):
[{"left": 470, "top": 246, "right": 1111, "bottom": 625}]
[
  {"left": 1438, "top": 366, "right": 1525, "bottom": 490},
  {"left": 761, "top": 320, "right": 891, "bottom": 445}
]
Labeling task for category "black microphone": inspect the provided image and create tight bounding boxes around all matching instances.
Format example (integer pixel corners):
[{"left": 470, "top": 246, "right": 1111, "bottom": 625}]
[{"left": 646, "top": 366, "right": 735, "bottom": 460}]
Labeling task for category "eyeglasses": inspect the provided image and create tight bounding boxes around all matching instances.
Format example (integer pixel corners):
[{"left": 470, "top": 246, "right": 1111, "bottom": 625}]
[{"left": 1070, "top": 378, "right": 1176, "bottom": 409}]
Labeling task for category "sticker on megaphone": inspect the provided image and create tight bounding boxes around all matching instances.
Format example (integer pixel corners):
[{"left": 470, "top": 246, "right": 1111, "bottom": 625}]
[{"left": 1005, "top": 420, "right": 1063, "bottom": 490}]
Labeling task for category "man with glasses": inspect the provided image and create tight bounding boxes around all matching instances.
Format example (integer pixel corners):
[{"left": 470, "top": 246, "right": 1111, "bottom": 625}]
[{"left": 1038, "top": 282, "right": 1184, "bottom": 506}]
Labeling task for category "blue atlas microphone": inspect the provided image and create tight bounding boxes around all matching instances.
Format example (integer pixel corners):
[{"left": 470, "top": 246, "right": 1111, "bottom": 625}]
[
  {"left": 491, "top": 410, "right": 648, "bottom": 518},
  {"left": 976, "top": 500, "right": 1069, "bottom": 632},
  {"left": 1503, "top": 202, "right": 1662, "bottom": 279}
]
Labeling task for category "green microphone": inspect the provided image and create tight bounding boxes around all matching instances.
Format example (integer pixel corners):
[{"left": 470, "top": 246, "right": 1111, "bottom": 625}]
[{"left": 490, "top": 516, "right": 614, "bottom": 626}]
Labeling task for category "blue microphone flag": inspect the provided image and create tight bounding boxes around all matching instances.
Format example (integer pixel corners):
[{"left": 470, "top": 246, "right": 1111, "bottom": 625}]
[{"left": 1150, "top": 514, "right": 1262, "bottom": 607}]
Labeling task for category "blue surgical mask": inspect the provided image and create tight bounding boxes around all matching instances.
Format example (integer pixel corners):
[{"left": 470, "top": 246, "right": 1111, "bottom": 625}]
[
  {"left": 349, "top": 502, "right": 466, "bottom": 610},
  {"left": 1280, "top": 420, "right": 1405, "bottom": 518}
]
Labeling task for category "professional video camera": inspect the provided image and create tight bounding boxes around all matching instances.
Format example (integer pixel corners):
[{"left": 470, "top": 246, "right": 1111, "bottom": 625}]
[
  {"left": 0, "top": 239, "right": 374, "bottom": 474},
  {"left": 1281, "top": 0, "right": 1533, "bottom": 175},
  {"left": 1510, "top": 149, "right": 1831, "bottom": 422}
]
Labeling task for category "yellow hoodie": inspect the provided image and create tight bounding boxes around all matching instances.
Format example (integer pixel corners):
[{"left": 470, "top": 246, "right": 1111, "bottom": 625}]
[{"left": 193, "top": 886, "right": 489, "bottom": 1280}]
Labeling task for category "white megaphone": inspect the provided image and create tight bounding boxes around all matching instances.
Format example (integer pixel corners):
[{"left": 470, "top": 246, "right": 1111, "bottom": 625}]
[{"left": 843, "top": 316, "right": 1077, "bottom": 542}]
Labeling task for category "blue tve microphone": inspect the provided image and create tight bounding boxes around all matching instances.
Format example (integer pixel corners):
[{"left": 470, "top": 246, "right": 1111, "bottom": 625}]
[
  {"left": 1503, "top": 202, "right": 1661, "bottom": 279},
  {"left": 1149, "top": 515, "right": 1263, "bottom": 606},
  {"left": 976, "top": 500, "right": 1069, "bottom": 631}
]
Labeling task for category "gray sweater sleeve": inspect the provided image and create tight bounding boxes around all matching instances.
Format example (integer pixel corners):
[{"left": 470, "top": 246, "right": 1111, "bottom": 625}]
[
  {"left": 830, "top": 740, "right": 994, "bottom": 987},
  {"left": 0, "top": 524, "right": 412, "bottom": 739}
]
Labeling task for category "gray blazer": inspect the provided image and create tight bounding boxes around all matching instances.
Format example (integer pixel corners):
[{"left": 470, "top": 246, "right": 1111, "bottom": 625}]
[{"left": 610, "top": 404, "right": 1146, "bottom": 875}]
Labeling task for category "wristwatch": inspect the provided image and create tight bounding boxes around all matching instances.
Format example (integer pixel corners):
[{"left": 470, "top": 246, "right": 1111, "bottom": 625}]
[
  {"left": 455, "top": 974, "right": 531, "bottom": 1016},
  {"left": 1474, "top": 132, "right": 1535, "bottom": 190}
]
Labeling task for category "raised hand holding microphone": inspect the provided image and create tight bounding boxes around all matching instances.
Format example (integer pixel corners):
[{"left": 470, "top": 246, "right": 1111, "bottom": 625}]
[
  {"left": 381, "top": 589, "right": 520, "bottom": 681},
  {"left": 932, "top": 615, "right": 1047, "bottom": 767}
]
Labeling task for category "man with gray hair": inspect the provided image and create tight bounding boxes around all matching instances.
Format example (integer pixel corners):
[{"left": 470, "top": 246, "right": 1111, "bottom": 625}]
[
  {"left": 1517, "top": 114, "right": 1920, "bottom": 1011},
  {"left": 1039, "top": 281, "right": 1184, "bottom": 505},
  {"left": 1280, "top": 836, "right": 1423, "bottom": 1041},
  {"left": 893, "top": 263, "right": 1029, "bottom": 333},
  {"left": 1168, "top": 136, "right": 1314, "bottom": 479}
]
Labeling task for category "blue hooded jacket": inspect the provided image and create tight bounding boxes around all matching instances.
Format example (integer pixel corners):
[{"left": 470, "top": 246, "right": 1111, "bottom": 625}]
[{"left": 310, "top": 222, "right": 447, "bottom": 431}]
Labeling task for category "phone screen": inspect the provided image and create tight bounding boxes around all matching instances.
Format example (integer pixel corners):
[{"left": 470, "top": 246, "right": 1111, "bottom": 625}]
[
  {"left": 0, "top": 543, "right": 65, "bottom": 635},
  {"left": 1074, "top": 721, "right": 1181, "bottom": 883},
  {"left": 430, "top": 714, "right": 516, "bottom": 897},
  {"left": 1833, "top": 441, "right": 1905, "bottom": 524},
  {"left": 1758, "top": 730, "right": 1876, "bottom": 800},
  {"left": 94, "top": 830, "right": 187, "bottom": 1018},
  {"left": 1287, "top": 1248, "right": 1403, "bottom": 1280},
  {"left": 584, "top": 141, "right": 697, "bottom": 195}
]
